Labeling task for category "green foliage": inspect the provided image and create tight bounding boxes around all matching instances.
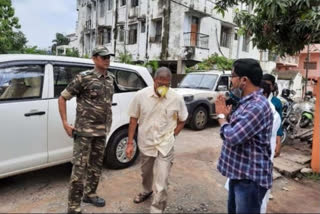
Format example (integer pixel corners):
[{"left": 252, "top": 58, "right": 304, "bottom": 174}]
[
  {"left": 214, "top": 0, "right": 320, "bottom": 56},
  {"left": 304, "top": 172, "right": 320, "bottom": 181},
  {"left": 118, "top": 51, "right": 133, "bottom": 64},
  {"left": 143, "top": 60, "right": 159, "bottom": 74},
  {"left": 51, "top": 33, "right": 70, "bottom": 53},
  {"left": 82, "top": 54, "right": 90, "bottom": 59},
  {"left": 22, "top": 46, "right": 48, "bottom": 55},
  {"left": 0, "top": 0, "right": 24, "bottom": 54},
  {"left": 66, "top": 48, "right": 80, "bottom": 57},
  {"left": 185, "top": 54, "right": 234, "bottom": 73}
]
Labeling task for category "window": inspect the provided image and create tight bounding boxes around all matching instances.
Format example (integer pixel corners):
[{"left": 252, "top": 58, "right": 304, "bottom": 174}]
[
  {"left": 107, "top": 0, "right": 113, "bottom": 11},
  {"left": 112, "top": 69, "right": 146, "bottom": 91},
  {"left": 179, "top": 74, "right": 218, "bottom": 90},
  {"left": 242, "top": 35, "right": 250, "bottom": 52},
  {"left": 131, "top": 0, "right": 138, "bottom": 7},
  {"left": 105, "top": 28, "right": 112, "bottom": 44},
  {"left": 220, "top": 26, "right": 232, "bottom": 48},
  {"left": 304, "top": 62, "right": 317, "bottom": 70},
  {"left": 150, "top": 19, "right": 162, "bottom": 43},
  {"left": 120, "top": 0, "right": 126, "bottom": 6},
  {"left": 216, "top": 76, "right": 229, "bottom": 91},
  {"left": 128, "top": 24, "right": 138, "bottom": 44},
  {"left": 53, "top": 65, "right": 93, "bottom": 98},
  {"left": 100, "top": 0, "right": 105, "bottom": 17},
  {"left": 0, "top": 65, "right": 44, "bottom": 100},
  {"left": 141, "top": 21, "right": 146, "bottom": 33},
  {"left": 234, "top": 30, "right": 238, "bottom": 40},
  {"left": 118, "top": 25, "right": 125, "bottom": 42}
]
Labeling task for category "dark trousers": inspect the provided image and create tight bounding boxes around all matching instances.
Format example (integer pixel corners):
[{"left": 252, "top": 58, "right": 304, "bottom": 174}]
[
  {"left": 68, "top": 135, "right": 105, "bottom": 213},
  {"left": 228, "top": 179, "right": 267, "bottom": 214}
]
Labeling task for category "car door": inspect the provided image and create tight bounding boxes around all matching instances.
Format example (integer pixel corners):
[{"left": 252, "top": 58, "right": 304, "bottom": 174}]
[
  {"left": 47, "top": 63, "right": 93, "bottom": 163},
  {"left": 0, "top": 63, "right": 49, "bottom": 177},
  {"left": 109, "top": 67, "right": 147, "bottom": 128}
]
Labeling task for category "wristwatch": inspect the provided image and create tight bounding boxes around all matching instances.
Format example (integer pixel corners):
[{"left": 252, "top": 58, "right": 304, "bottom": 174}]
[{"left": 217, "top": 113, "right": 226, "bottom": 119}]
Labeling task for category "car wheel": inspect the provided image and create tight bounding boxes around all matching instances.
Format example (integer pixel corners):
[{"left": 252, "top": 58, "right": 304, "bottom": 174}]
[
  {"left": 104, "top": 128, "right": 139, "bottom": 169},
  {"left": 190, "top": 106, "right": 208, "bottom": 130}
]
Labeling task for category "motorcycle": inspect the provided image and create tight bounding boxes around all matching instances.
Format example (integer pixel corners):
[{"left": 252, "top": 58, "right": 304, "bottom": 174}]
[{"left": 280, "top": 90, "right": 315, "bottom": 144}]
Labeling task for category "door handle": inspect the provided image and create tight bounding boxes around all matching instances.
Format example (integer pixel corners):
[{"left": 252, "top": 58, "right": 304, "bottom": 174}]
[
  {"left": 112, "top": 103, "right": 118, "bottom": 106},
  {"left": 24, "top": 111, "right": 46, "bottom": 117}
]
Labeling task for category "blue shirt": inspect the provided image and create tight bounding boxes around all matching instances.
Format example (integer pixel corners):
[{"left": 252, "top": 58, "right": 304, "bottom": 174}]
[
  {"left": 217, "top": 89, "right": 273, "bottom": 189},
  {"left": 271, "top": 96, "right": 283, "bottom": 136}
]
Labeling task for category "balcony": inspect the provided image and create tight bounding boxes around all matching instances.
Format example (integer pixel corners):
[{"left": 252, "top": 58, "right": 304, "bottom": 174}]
[{"left": 184, "top": 32, "right": 209, "bottom": 49}]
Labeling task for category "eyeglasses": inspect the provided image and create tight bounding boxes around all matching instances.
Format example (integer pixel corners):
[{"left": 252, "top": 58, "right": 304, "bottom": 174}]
[{"left": 99, "top": 55, "right": 111, "bottom": 60}]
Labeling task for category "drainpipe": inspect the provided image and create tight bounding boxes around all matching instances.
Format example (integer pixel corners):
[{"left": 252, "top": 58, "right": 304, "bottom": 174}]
[
  {"left": 114, "top": 0, "right": 119, "bottom": 55},
  {"left": 161, "top": 0, "right": 170, "bottom": 60},
  {"left": 305, "top": 44, "right": 310, "bottom": 99},
  {"left": 145, "top": 0, "right": 150, "bottom": 61}
]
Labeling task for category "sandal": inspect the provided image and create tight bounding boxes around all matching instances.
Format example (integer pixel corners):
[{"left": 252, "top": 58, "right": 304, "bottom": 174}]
[{"left": 133, "top": 191, "right": 153, "bottom": 203}]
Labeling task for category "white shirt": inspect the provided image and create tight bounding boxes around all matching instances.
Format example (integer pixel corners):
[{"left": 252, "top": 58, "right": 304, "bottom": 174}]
[{"left": 128, "top": 86, "right": 188, "bottom": 157}]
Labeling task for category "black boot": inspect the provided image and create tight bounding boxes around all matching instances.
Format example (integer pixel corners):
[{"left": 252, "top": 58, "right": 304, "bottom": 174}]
[{"left": 82, "top": 195, "right": 106, "bottom": 207}]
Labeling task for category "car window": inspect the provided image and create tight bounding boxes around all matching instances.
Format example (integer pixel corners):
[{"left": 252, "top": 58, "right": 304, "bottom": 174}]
[
  {"left": 179, "top": 74, "right": 218, "bottom": 90},
  {"left": 0, "top": 65, "right": 44, "bottom": 101},
  {"left": 110, "top": 69, "right": 146, "bottom": 92},
  {"left": 53, "top": 65, "right": 93, "bottom": 98},
  {"left": 216, "top": 76, "right": 229, "bottom": 91}
]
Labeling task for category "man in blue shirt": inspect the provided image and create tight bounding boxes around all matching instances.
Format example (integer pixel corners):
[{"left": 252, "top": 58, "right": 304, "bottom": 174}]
[
  {"left": 215, "top": 58, "right": 273, "bottom": 213},
  {"left": 262, "top": 74, "right": 283, "bottom": 157}
]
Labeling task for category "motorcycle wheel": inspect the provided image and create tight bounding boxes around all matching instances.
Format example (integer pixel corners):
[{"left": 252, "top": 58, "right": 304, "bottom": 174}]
[
  {"left": 299, "top": 116, "right": 311, "bottom": 128},
  {"left": 281, "top": 129, "right": 287, "bottom": 144}
]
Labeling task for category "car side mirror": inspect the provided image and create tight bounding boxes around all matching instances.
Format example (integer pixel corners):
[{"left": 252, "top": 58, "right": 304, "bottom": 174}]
[{"left": 217, "top": 85, "right": 228, "bottom": 91}]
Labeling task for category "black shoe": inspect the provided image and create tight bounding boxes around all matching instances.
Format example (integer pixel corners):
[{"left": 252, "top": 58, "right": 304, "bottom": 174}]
[{"left": 82, "top": 195, "right": 106, "bottom": 207}]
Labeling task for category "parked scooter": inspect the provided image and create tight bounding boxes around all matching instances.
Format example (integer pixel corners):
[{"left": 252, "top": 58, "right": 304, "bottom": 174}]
[
  {"left": 299, "top": 91, "right": 315, "bottom": 128},
  {"left": 280, "top": 89, "right": 315, "bottom": 144}
]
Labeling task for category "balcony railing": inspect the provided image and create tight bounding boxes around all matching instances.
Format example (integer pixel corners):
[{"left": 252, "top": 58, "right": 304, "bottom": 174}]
[{"left": 184, "top": 32, "right": 209, "bottom": 49}]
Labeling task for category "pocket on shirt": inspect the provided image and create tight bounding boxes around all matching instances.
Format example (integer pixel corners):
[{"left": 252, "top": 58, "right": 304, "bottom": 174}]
[{"left": 166, "top": 109, "right": 178, "bottom": 121}]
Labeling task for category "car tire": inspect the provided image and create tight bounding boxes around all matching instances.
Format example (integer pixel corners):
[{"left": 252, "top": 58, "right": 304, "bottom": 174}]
[
  {"left": 104, "top": 128, "right": 139, "bottom": 169},
  {"left": 190, "top": 106, "right": 208, "bottom": 130}
]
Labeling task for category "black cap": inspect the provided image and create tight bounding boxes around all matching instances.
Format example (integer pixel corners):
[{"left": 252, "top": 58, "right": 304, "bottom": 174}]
[{"left": 233, "top": 58, "right": 263, "bottom": 86}]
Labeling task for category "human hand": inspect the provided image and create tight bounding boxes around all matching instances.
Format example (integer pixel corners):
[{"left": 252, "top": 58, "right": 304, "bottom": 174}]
[
  {"left": 215, "top": 95, "right": 232, "bottom": 117},
  {"left": 63, "top": 122, "right": 74, "bottom": 137},
  {"left": 126, "top": 142, "right": 134, "bottom": 159}
]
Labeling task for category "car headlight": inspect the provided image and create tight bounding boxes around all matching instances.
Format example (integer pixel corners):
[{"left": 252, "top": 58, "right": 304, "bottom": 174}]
[
  {"left": 289, "top": 115, "right": 298, "bottom": 124},
  {"left": 183, "top": 95, "right": 194, "bottom": 102}
]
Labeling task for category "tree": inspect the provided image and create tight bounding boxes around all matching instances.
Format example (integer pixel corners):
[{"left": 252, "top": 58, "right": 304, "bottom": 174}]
[
  {"left": 11, "top": 31, "right": 27, "bottom": 51},
  {"left": 215, "top": 0, "right": 320, "bottom": 56},
  {"left": 0, "top": 0, "right": 22, "bottom": 53},
  {"left": 51, "top": 33, "right": 70, "bottom": 53},
  {"left": 186, "top": 54, "right": 234, "bottom": 73},
  {"left": 23, "top": 46, "right": 48, "bottom": 55}
]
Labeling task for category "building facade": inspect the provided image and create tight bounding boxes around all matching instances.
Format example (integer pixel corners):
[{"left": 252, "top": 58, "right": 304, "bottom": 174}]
[{"left": 74, "top": 0, "right": 271, "bottom": 73}]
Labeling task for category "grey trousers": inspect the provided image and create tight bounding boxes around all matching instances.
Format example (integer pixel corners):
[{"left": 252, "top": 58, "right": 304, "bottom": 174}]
[{"left": 140, "top": 148, "right": 174, "bottom": 213}]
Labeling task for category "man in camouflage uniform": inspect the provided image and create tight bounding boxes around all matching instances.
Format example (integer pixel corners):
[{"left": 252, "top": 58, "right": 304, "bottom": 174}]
[{"left": 58, "top": 46, "right": 115, "bottom": 214}]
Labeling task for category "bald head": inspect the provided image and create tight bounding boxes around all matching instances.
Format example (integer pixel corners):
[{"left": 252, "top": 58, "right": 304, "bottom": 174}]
[{"left": 154, "top": 67, "right": 172, "bottom": 80}]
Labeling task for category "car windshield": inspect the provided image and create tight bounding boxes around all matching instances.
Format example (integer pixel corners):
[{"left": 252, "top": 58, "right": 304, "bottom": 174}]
[{"left": 179, "top": 74, "right": 218, "bottom": 90}]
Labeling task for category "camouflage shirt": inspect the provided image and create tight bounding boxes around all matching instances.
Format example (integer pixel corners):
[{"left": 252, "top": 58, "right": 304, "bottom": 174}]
[{"left": 61, "top": 69, "right": 114, "bottom": 137}]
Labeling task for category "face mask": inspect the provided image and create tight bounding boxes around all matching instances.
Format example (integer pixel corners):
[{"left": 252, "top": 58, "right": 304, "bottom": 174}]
[
  {"left": 156, "top": 86, "right": 169, "bottom": 98},
  {"left": 230, "top": 87, "right": 242, "bottom": 99}
]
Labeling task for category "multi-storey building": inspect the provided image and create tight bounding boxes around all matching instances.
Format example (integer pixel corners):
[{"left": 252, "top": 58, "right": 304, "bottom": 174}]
[{"left": 74, "top": 0, "right": 266, "bottom": 73}]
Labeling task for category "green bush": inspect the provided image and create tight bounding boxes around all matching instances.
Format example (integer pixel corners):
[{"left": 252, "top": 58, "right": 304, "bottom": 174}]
[{"left": 186, "top": 54, "right": 234, "bottom": 73}]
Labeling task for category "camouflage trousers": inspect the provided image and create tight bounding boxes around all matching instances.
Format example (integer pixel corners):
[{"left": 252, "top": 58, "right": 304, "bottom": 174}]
[{"left": 67, "top": 135, "right": 106, "bottom": 213}]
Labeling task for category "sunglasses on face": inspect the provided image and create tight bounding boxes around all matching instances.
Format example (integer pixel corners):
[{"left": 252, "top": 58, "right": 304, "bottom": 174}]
[{"left": 99, "top": 55, "right": 111, "bottom": 60}]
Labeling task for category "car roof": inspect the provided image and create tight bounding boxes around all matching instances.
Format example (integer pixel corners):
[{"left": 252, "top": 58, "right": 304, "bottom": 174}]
[
  {"left": 0, "top": 54, "right": 147, "bottom": 72},
  {"left": 187, "top": 70, "right": 231, "bottom": 75}
]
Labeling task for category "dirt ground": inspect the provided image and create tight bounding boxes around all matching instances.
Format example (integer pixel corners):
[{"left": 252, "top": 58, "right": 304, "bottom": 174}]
[{"left": 0, "top": 121, "right": 319, "bottom": 213}]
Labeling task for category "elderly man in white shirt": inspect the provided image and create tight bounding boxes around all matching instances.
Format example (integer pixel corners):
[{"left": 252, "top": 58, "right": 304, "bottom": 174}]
[{"left": 126, "top": 67, "right": 188, "bottom": 213}]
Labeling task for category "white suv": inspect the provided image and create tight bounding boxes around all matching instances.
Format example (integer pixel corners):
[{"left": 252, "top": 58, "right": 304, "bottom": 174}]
[
  {"left": 0, "top": 54, "right": 153, "bottom": 179},
  {"left": 174, "top": 70, "right": 231, "bottom": 130}
]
